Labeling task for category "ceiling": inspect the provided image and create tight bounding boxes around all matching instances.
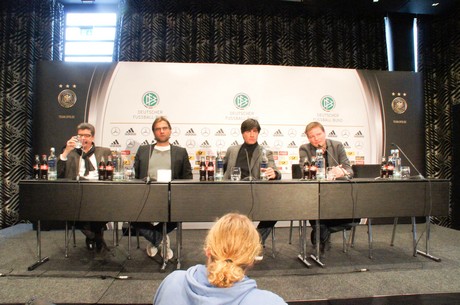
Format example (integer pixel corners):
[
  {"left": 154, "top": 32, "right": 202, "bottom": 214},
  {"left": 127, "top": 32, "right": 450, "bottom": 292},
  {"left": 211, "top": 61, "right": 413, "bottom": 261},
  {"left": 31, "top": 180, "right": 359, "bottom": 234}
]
[{"left": 59, "top": 0, "right": 459, "bottom": 16}]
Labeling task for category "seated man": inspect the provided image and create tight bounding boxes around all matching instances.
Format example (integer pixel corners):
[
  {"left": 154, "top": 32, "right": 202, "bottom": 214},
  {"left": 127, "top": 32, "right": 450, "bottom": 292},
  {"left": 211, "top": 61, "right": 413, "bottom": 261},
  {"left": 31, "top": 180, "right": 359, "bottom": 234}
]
[
  {"left": 223, "top": 118, "right": 281, "bottom": 246},
  {"left": 57, "top": 122, "right": 111, "bottom": 254},
  {"left": 133, "top": 116, "right": 193, "bottom": 259},
  {"left": 299, "top": 121, "right": 358, "bottom": 249}
]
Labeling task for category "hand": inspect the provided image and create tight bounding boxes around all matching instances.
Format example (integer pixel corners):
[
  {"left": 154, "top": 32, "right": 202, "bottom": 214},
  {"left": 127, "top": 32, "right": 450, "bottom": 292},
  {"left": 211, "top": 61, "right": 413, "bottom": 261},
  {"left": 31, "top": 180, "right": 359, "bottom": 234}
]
[
  {"left": 331, "top": 165, "right": 345, "bottom": 178},
  {"left": 63, "top": 136, "right": 78, "bottom": 157},
  {"left": 264, "top": 167, "right": 277, "bottom": 180}
]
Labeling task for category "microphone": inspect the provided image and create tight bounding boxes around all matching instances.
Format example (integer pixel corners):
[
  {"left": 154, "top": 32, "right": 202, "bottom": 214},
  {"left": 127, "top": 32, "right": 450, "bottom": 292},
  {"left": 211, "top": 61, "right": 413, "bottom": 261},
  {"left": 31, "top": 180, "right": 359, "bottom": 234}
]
[
  {"left": 320, "top": 144, "right": 352, "bottom": 180},
  {"left": 244, "top": 148, "right": 254, "bottom": 181},
  {"left": 144, "top": 143, "right": 153, "bottom": 184},
  {"left": 390, "top": 143, "right": 425, "bottom": 180}
]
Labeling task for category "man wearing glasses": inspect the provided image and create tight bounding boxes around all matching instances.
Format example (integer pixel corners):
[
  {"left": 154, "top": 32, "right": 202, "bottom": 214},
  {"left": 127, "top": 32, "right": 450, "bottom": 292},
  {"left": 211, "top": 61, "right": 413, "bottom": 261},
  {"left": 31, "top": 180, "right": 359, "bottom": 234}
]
[
  {"left": 133, "top": 116, "right": 193, "bottom": 260},
  {"left": 57, "top": 122, "right": 112, "bottom": 255}
]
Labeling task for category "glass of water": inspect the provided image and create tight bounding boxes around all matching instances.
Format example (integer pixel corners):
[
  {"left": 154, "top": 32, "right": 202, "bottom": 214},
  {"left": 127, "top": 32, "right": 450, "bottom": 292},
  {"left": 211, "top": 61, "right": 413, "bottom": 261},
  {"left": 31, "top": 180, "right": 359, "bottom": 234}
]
[
  {"left": 401, "top": 166, "right": 411, "bottom": 179},
  {"left": 230, "top": 167, "right": 241, "bottom": 181},
  {"left": 73, "top": 136, "right": 82, "bottom": 149}
]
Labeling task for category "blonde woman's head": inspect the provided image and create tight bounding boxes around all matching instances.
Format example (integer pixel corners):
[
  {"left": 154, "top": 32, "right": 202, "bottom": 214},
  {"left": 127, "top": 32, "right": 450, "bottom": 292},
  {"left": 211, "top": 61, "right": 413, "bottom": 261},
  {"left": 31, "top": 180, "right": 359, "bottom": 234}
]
[{"left": 205, "top": 213, "right": 262, "bottom": 288}]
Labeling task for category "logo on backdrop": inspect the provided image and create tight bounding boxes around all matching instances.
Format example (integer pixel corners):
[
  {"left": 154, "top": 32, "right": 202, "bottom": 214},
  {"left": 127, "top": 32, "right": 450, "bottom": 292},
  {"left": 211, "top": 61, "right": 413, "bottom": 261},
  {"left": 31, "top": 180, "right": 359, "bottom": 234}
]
[
  {"left": 142, "top": 92, "right": 160, "bottom": 109},
  {"left": 57, "top": 89, "right": 77, "bottom": 108},
  {"left": 111, "top": 127, "right": 121, "bottom": 136},
  {"left": 141, "top": 127, "right": 150, "bottom": 136},
  {"left": 320, "top": 95, "right": 336, "bottom": 112},
  {"left": 391, "top": 97, "right": 407, "bottom": 114},
  {"left": 233, "top": 93, "right": 251, "bottom": 110}
]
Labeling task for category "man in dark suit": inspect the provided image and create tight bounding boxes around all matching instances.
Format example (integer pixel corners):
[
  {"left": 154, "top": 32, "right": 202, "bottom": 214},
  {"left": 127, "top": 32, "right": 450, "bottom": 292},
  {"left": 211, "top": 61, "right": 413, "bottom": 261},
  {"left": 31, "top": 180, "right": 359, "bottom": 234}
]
[
  {"left": 133, "top": 116, "right": 193, "bottom": 259},
  {"left": 299, "top": 121, "right": 356, "bottom": 249},
  {"left": 57, "top": 122, "right": 111, "bottom": 253},
  {"left": 223, "top": 118, "right": 281, "bottom": 248}
]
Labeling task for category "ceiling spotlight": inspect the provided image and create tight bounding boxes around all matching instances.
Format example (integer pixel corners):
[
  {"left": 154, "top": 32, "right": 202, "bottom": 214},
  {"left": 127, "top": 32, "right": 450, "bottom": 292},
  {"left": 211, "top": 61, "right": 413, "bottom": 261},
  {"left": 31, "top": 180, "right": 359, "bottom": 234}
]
[
  {"left": 81, "top": 0, "right": 95, "bottom": 3},
  {"left": 373, "top": 0, "right": 379, "bottom": 3},
  {"left": 432, "top": 2, "right": 439, "bottom": 6}
]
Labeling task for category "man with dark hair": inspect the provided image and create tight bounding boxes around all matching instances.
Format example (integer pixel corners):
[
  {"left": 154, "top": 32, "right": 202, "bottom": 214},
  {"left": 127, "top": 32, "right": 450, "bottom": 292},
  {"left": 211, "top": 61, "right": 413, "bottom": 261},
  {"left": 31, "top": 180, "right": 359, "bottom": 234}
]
[
  {"left": 57, "top": 122, "right": 111, "bottom": 254},
  {"left": 133, "top": 116, "right": 193, "bottom": 259},
  {"left": 223, "top": 118, "right": 281, "bottom": 248},
  {"left": 299, "top": 121, "right": 356, "bottom": 250}
]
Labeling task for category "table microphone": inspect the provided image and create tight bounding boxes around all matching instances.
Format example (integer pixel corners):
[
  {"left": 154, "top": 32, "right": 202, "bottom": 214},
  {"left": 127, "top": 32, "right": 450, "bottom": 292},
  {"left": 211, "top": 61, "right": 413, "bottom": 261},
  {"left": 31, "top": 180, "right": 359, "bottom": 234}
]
[
  {"left": 391, "top": 143, "right": 425, "bottom": 180},
  {"left": 319, "top": 144, "right": 352, "bottom": 180}
]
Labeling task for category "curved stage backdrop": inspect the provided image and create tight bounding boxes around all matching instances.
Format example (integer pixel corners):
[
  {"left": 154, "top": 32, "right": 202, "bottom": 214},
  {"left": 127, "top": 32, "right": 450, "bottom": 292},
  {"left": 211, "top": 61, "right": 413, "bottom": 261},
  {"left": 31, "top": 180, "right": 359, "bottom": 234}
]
[{"left": 33, "top": 61, "right": 424, "bottom": 177}]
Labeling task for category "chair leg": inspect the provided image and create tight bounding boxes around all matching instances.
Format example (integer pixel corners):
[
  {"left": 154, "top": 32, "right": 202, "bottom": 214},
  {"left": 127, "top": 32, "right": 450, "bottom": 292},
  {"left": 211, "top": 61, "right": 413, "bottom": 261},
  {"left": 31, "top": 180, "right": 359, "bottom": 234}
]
[
  {"left": 367, "top": 219, "right": 373, "bottom": 259},
  {"left": 342, "top": 229, "right": 348, "bottom": 253},
  {"left": 72, "top": 225, "right": 76, "bottom": 247},
  {"left": 289, "top": 220, "right": 293, "bottom": 244},
  {"left": 271, "top": 226, "right": 276, "bottom": 258},
  {"left": 127, "top": 222, "right": 132, "bottom": 260},
  {"left": 350, "top": 226, "right": 357, "bottom": 248},
  {"left": 65, "top": 222, "right": 70, "bottom": 258},
  {"left": 391, "top": 217, "right": 399, "bottom": 246}
]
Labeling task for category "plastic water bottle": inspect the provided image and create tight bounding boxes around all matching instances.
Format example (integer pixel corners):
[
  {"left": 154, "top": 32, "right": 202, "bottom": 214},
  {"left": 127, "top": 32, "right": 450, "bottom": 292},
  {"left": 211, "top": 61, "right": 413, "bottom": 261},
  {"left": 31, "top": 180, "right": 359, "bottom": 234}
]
[
  {"left": 215, "top": 151, "right": 224, "bottom": 181},
  {"left": 260, "top": 149, "right": 269, "bottom": 181},
  {"left": 392, "top": 149, "right": 402, "bottom": 180},
  {"left": 316, "top": 149, "right": 325, "bottom": 181},
  {"left": 48, "top": 147, "right": 57, "bottom": 180}
]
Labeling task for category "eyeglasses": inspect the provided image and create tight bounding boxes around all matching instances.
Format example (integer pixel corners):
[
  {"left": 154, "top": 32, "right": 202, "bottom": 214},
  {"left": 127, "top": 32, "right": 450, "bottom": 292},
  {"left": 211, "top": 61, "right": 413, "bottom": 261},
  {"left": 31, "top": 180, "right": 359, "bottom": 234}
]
[{"left": 78, "top": 134, "right": 93, "bottom": 138}]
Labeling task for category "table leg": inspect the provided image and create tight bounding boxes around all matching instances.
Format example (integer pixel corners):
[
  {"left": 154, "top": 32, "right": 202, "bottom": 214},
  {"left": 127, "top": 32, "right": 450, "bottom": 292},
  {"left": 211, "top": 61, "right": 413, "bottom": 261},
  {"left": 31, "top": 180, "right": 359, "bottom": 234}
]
[
  {"left": 28, "top": 220, "right": 49, "bottom": 271},
  {"left": 416, "top": 216, "right": 441, "bottom": 262}
]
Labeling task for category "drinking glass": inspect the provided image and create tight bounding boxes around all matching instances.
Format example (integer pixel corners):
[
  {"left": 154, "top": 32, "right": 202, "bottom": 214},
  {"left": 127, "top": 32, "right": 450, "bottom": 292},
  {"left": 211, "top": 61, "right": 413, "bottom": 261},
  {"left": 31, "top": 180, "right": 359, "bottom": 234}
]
[
  {"left": 230, "top": 167, "right": 241, "bottom": 181},
  {"left": 326, "top": 167, "right": 336, "bottom": 181},
  {"left": 401, "top": 166, "right": 411, "bottom": 179},
  {"left": 124, "top": 167, "right": 134, "bottom": 180},
  {"left": 73, "top": 136, "right": 82, "bottom": 149}
]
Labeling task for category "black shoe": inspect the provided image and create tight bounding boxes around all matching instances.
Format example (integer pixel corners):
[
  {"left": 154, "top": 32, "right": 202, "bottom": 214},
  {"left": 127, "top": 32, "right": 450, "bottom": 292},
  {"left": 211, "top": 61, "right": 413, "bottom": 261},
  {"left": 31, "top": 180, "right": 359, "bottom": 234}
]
[
  {"left": 95, "top": 238, "right": 108, "bottom": 254},
  {"left": 86, "top": 237, "right": 96, "bottom": 251}
]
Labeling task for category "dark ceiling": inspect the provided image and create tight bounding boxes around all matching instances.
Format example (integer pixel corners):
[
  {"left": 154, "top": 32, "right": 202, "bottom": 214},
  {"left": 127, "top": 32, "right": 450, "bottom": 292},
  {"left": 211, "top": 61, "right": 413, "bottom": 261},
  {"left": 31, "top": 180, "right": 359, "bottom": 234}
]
[{"left": 59, "top": 0, "right": 459, "bottom": 16}]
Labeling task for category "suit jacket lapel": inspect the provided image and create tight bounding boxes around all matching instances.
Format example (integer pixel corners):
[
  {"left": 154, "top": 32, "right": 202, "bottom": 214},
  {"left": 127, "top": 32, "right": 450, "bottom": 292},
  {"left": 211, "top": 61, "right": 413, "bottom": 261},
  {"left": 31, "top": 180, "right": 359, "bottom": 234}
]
[{"left": 170, "top": 145, "right": 176, "bottom": 177}]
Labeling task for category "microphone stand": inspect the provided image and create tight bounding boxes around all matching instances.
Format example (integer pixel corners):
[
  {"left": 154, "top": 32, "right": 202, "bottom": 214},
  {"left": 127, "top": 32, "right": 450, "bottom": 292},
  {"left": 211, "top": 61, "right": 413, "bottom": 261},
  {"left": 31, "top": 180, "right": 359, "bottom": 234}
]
[
  {"left": 245, "top": 148, "right": 254, "bottom": 181},
  {"left": 390, "top": 143, "right": 439, "bottom": 262},
  {"left": 320, "top": 145, "right": 352, "bottom": 180}
]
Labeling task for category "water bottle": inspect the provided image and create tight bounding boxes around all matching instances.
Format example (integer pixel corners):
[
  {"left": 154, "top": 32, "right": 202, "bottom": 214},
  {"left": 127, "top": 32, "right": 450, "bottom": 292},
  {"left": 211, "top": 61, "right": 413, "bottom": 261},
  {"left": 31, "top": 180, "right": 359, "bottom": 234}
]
[
  {"left": 316, "top": 149, "right": 325, "bottom": 181},
  {"left": 392, "top": 149, "right": 402, "bottom": 180},
  {"left": 215, "top": 151, "right": 224, "bottom": 181},
  {"left": 260, "top": 149, "right": 269, "bottom": 181},
  {"left": 48, "top": 147, "right": 57, "bottom": 180}
]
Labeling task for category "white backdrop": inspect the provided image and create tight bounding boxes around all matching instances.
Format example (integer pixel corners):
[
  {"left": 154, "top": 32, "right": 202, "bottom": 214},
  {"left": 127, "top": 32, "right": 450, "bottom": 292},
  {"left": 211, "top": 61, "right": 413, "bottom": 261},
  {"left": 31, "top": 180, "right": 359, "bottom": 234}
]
[{"left": 89, "top": 62, "right": 382, "bottom": 175}]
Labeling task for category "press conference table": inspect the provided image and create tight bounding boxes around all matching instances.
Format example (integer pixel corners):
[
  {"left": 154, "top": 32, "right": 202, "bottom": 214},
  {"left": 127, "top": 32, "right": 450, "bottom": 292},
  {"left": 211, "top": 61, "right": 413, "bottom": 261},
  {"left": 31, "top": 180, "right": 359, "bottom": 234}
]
[{"left": 19, "top": 178, "right": 449, "bottom": 270}]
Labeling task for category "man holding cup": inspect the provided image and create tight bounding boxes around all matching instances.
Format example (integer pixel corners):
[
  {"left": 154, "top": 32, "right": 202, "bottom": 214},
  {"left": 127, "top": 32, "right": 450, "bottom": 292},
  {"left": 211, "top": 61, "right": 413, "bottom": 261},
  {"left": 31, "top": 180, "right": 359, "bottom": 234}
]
[
  {"left": 223, "top": 118, "right": 281, "bottom": 250},
  {"left": 57, "top": 122, "right": 111, "bottom": 254},
  {"left": 299, "top": 121, "right": 356, "bottom": 250}
]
